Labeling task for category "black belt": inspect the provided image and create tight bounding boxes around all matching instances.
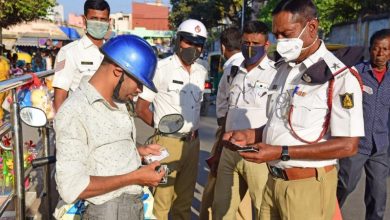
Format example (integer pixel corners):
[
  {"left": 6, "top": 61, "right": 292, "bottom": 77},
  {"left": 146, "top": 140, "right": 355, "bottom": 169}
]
[{"left": 159, "top": 130, "right": 199, "bottom": 142}]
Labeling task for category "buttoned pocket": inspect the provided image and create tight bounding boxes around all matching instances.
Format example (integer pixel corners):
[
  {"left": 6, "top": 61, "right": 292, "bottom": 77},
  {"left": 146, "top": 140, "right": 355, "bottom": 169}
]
[
  {"left": 290, "top": 95, "right": 328, "bottom": 129},
  {"left": 253, "top": 82, "right": 270, "bottom": 109},
  {"left": 167, "top": 83, "right": 184, "bottom": 105}
]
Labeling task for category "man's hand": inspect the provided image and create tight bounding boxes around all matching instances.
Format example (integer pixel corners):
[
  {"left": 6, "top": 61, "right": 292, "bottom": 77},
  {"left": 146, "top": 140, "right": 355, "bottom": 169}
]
[
  {"left": 238, "top": 143, "right": 282, "bottom": 164},
  {"left": 223, "top": 129, "right": 255, "bottom": 146},
  {"left": 133, "top": 161, "right": 166, "bottom": 187},
  {"left": 137, "top": 144, "right": 162, "bottom": 157}
]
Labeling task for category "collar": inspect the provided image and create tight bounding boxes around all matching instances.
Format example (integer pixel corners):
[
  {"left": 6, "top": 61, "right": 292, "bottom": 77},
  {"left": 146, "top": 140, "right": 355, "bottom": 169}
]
[
  {"left": 301, "top": 40, "right": 328, "bottom": 69},
  {"left": 238, "top": 55, "right": 271, "bottom": 72},
  {"left": 258, "top": 55, "right": 271, "bottom": 70},
  {"left": 79, "top": 78, "right": 104, "bottom": 104},
  {"left": 80, "top": 78, "right": 122, "bottom": 111},
  {"left": 224, "top": 52, "right": 243, "bottom": 69},
  {"left": 369, "top": 62, "right": 390, "bottom": 74},
  {"left": 80, "top": 35, "right": 97, "bottom": 49}
]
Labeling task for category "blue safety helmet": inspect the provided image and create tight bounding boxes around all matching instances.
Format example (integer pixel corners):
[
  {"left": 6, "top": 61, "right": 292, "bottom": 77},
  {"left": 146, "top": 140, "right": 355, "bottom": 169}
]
[{"left": 101, "top": 35, "right": 157, "bottom": 92}]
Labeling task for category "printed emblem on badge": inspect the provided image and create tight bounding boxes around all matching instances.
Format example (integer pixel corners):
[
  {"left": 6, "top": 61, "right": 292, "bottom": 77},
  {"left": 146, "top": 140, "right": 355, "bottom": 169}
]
[
  {"left": 340, "top": 93, "right": 354, "bottom": 109},
  {"left": 195, "top": 25, "right": 201, "bottom": 33},
  {"left": 302, "top": 73, "right": 311, "bottom": 83}
]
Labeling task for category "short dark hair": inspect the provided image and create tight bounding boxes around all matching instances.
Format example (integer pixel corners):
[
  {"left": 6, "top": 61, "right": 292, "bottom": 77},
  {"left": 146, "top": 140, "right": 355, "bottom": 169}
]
[
  {"left": 272, "top": 0, "right": 317, "bottom": 24},
  {"left": 84, "top": 0, "right": 110, "bottom": 16},
  {"left": 220, "top": 27, "right": 241, "bottom": 51},
  {"left": 243, "top": 21, "right": 269, "bottom": 41},
  {"left": 370, "top": 29, "right": 390, "bottom": 49}
]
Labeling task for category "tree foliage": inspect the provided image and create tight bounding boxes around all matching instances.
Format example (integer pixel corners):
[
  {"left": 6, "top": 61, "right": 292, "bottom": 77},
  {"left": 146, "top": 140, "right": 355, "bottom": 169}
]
[
  {"left": 0, "top": 0, "right": 56, "bottom": 28},
  {"left": 258, "top": 0, "right": 390, "bottom": 35},
  {"left": 169, "top": 0, "right": 252, "bottom": 30}
]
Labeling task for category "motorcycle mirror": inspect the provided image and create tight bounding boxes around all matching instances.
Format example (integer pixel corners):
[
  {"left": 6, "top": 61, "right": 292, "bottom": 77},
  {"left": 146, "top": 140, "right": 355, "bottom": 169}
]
[
  {"left": 158, "top": 114, "right": 184, "bottom": 134},
  {"left": 19, "top": 107, "right": 48, "bottom": 127}
]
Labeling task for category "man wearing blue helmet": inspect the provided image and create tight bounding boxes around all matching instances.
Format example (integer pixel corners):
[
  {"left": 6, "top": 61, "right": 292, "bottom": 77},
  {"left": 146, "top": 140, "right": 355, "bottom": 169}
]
[
  {"left": 136, "top": 19, "right": 208, "bottom": 219},
  {"left": 55, "top": 35, "right": 165, "bottom": 219}
]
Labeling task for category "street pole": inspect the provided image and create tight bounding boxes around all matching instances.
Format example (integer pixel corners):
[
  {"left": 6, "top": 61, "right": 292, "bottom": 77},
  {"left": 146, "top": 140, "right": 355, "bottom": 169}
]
[
  {"left": 11, "top": 88, "right": 25, "bottom": 220},
  {"left": 241, "top": 0, "right": 246, "bottom": 31}
]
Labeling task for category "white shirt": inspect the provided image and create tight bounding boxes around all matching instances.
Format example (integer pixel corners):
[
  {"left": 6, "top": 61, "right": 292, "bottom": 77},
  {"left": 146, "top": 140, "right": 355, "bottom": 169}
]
[
  {"left": 263, "top": 41, "right": 365, "bottom": 168},
  {"left": 225, "top": 56, "right": 277, "bottom": 131},
  {"left": 55, "top": 79, "right": 142, "bottom": 205},
  {"left": 139, "top": 54, "right": 207, "bottom": 133},
  {"left": 52, "top": 35, "right": 104, "bottom": 92},
  {"left": 216, "top": 52, "right": 245, "bottom": 118}
]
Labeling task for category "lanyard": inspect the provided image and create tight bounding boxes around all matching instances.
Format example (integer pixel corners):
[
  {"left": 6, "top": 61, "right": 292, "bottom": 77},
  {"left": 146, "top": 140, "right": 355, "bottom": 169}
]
[{"left": 287, "top": 66, "right": 362, "bottom": 144}]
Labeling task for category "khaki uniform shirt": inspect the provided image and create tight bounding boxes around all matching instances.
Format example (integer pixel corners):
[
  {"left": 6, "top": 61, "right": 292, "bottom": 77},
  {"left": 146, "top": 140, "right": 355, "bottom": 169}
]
[{"left": 55, "top": 79, "right": 142, "bottom": 205}]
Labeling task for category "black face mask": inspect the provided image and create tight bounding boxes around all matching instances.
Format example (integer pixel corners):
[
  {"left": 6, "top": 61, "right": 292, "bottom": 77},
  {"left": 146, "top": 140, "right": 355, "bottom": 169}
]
[{"left": 177, "top": 46, "right": 201, "bottom": 65}]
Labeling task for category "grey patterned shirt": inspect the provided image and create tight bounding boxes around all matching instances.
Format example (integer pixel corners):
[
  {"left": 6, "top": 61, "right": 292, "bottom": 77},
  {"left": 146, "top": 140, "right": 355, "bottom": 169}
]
[{"left": 55, "top": 79, "right": 142, "bottom": 205}]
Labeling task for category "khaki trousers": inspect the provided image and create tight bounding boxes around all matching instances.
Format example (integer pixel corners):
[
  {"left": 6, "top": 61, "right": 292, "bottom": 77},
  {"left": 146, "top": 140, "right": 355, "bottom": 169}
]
[
  {"left": 152, "top": 135, "right": 200, "bottom": 220},
  {"left": 212, "top": 148, "right": 269, "bottom": 220},
  {"left": 200, "top": 172, "right": 252, "bottom": 220},
  {"left": 260, "top": 167, "right": 338, "bottom": 220}
]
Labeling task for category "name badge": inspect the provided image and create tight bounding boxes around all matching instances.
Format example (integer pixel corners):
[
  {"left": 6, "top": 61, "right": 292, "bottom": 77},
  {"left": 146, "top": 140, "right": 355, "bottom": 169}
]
[
  {"left": 363, "top": 85, "right": 373, "bottom": 95},
  {"left": 81, "top": 61, "right": 93, "bottom": 65},
  {"left": 172, "top": 80, "right": 183, "bottom": 85}
]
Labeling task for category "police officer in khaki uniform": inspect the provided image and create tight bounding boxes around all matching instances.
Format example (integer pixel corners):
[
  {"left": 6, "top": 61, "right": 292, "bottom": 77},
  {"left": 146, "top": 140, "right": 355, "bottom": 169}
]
[
  {"left": 224, "top": 1, "right": 364, "bottom": 220},
  {"left": 53, "top": 0, "right": 110, "bottom": 111},
  {"left": 212, "top": 21, "right": 276, "bottom": 220},
  {"left": 136, "top": 19, "right": 208, "bottom": 220}
]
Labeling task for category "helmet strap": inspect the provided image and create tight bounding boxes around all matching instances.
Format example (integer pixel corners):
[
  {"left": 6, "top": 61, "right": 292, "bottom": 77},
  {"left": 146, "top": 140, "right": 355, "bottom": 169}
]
[
  {"left": 113, "top": 72, "right": 125, "bottom": 102},
  {"left": 174, "top": 35, "right": 181, "bottom": 54}
]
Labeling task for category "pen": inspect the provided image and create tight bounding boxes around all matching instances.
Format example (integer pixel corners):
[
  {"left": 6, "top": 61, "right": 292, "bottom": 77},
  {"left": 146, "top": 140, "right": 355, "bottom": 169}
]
[{"left": 292, "top": 86, "right": 299, "bottom": 97}]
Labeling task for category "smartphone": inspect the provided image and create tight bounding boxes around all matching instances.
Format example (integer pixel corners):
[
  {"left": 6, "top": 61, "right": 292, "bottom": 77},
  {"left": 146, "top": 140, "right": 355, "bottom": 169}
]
[
  {"left": 237, "top": 146, "right": 259, "bottom": 153},
  {"left": 221, "top": 140, "right": 243, "bottom": 151},
  {"left": 144, "top": 148, "right": 169, "bottom": 164}
]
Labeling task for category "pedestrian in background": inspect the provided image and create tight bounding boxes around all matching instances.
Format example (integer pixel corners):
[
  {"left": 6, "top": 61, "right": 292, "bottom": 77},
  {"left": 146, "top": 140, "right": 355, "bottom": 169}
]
[{"left": 337, "top": 28, "right": 390, "bottom": 220}]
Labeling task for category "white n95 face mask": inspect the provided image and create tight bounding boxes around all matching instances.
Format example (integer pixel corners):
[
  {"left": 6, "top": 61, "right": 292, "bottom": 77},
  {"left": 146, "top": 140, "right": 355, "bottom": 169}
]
[{"left": 276, "top": 22, "right": 308, "bottom": 62}]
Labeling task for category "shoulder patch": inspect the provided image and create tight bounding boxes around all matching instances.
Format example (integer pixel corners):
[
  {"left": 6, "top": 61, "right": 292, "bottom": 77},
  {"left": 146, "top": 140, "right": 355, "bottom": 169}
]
[
  {"left": 340, "top": 93, "right": 354, "bottom": 109},
  {"left": 54, "top": 59, "right": 66, "bottom": 72}
]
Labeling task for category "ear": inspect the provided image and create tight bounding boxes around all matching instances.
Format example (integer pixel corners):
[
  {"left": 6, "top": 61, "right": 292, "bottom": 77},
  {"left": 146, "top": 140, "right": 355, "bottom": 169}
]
[
  {"left": 113, "top": 66, "right": 123, "bottom": 77},
  {"left": 308, "top": 19, "right": 318, "bottom": 38},
  {"left": 264, "top": 40, "right": 270, "bottom": 51},
  {"left": 83, "top": 16, "right": 87, "bottom": 30}
]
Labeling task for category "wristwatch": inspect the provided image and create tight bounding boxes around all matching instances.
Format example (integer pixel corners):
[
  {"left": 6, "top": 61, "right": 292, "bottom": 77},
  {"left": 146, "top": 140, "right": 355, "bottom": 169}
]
[{"left": 281, "top": 145, "right": 290, "bottom": 161}]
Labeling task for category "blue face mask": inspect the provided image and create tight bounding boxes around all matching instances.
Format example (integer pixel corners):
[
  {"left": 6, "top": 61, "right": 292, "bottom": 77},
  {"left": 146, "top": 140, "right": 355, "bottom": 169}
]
[{"left": 241, "top": 44, "right": 266, "bottom": 65}]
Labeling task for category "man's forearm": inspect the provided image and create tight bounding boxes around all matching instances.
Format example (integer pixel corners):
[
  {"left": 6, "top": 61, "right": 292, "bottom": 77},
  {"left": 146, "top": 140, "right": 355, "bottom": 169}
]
[
  {"left": 135, "top": 98, "right": 154, "bottom": 126},
  {"left": 78, "top": 172, "right": 139, "bottom": 200},
  {"left": 54, "top": 88, "right": 68, "bottom": 112},
  {"left": 288, "top": 136, "right": 359, "bottom": 160}
]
